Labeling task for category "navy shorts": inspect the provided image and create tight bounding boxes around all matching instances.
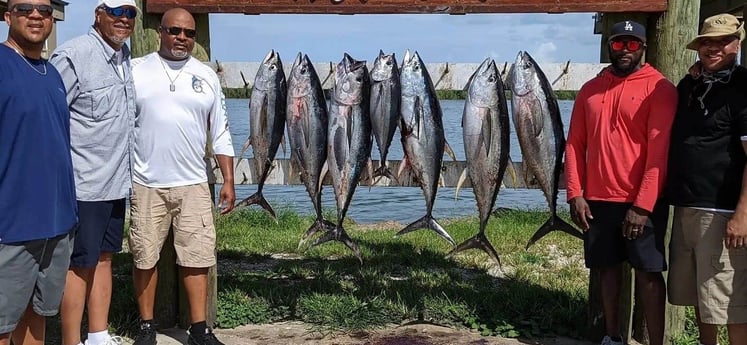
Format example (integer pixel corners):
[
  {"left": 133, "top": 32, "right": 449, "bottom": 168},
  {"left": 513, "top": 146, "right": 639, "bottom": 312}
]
[
  {"left": 583, "top": 200, "right": 668, "bottom": 272},
  {"left": 69, "top": 199, "right": 126, "bottom": 268}
]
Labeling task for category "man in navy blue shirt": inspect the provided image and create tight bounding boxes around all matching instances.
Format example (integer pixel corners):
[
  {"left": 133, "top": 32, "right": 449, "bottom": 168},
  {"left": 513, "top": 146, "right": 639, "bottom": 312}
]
[{"left": 0, "top": 0, "right": 77, "bottom": 344}]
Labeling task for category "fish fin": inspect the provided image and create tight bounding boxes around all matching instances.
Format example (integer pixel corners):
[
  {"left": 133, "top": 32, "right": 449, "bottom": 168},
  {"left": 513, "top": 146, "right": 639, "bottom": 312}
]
[
  {"left": 455, "top": 167, "right": 468, "bottom": 202},
  {"left": 395, "top": 215, "right": 456, "bottom": 246},
  {"left": 525, "top": 215, "right": 582, "bottom": 250},
  {"left": 333, "top": 125, "right": 348, "bottom": 171},
  {"left": 301, "top": 100, "right": 311, "bottom": 148},
  {"left": 413, "top": 97, "right": 422, "bottom": 139},
  {"left": 319, "top": 161, "right": 329, "bottom": 195},
  {"left": 234, "top": 191, "right": 277, "bottom": 221},
  {"left": 367, "top": 158, "right": 374, "bottom": 190},
  {"left": 308, "top": 225, "right": 363, "bottom": 265},
  {"left": 481, "top": 108, "right": 492, "bottom": 158},
  {"left": 529, "top": 94, "right": 545, "bottom": 137},
  {"left": 288, "top": 158, "right": 294, "bottom": 183},
  {"left": 280, "top": 134, "right": 286, "bottom": 159},
  {"left": 397, "top": 156, "right": 409, "bottom": 181},
  {"left": 260, "top": 95, "right": 269, "bottom": 139},
  {"left": 446, "top": 232, "right": 501, "bottom": 268},
  {"left": 506, "top": 157, "right": 518, "bottom": 188},
  {"left": 444, "top": 140, "right": 457, "bottom": 162},
  {"left": 236, "top": 136, "right": 252, "bottom": 168},
  {"left": 298, "top": 218, "right": 336, "bottom": 249},
  {"left": 372, "top": 164, "right": 399, "bottom": 186}
]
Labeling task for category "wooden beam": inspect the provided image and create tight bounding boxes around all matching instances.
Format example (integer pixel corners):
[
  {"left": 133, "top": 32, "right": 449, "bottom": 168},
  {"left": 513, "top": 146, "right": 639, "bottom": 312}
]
[
  {"left": 700, "top": 0, "right": 743, "bottom": 19},
  {"left": 145, "top": 0, "right": 668, "bottom": 14}
]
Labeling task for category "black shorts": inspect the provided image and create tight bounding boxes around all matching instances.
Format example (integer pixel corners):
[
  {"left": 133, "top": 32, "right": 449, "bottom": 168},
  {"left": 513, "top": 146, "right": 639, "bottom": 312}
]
[
  {"left": 69, "top": 199, "right": 126, "bottom": 268},
  {"left": 583, "top": 200, "right": 668, "bottom": 272}
]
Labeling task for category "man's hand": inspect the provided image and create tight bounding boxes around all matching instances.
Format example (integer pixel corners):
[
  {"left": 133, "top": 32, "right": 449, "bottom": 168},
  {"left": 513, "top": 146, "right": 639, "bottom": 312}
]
[
  {"left": 725, "top": 212, "right": 747, "bottom": 249},
  {"left": 218, "top": 182, "right": 235, "bottom": 215},
  {"left": 622, "top": 206, "right": 649, "bottom": 240},
  {"left": 569, "top": 197, "right": 593, "bottom": 231}
]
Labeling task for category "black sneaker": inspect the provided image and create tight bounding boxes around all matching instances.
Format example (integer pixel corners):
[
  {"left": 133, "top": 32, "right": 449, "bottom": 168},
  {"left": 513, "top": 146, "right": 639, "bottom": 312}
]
[
  {"left": 187, "top": 328, "right": 224, "bottom": 345},
  {"left": 133, "top": 321, "right": 157, "bottom": 345}
]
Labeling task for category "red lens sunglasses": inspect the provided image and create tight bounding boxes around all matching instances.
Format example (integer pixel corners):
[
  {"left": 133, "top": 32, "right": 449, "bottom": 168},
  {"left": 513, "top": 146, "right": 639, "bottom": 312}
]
[{"left": 610, "top": 39, "right": 645, "bottom": 52}]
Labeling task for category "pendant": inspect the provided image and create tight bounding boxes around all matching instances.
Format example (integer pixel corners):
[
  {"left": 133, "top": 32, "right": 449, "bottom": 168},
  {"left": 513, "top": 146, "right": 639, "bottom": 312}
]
[{"left": 170, "top": 84, "right": 175, "bottom": 92}]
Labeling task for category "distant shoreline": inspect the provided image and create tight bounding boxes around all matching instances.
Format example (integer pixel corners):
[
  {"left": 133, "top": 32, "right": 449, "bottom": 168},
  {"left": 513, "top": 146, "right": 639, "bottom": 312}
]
[{"left": 222, "top": 88, "right": 579, "bottom": 101}]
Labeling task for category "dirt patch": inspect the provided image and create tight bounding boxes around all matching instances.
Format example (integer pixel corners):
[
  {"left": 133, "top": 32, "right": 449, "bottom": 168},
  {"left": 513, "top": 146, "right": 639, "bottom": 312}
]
[{"left": 157, "top": 322, "right": 600, "bottom": 345}]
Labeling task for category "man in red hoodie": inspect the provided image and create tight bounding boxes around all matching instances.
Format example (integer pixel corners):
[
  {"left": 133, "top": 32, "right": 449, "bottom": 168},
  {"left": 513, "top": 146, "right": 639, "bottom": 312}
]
[{"left": 565, "top": 20, "right": 677, "bottom": 345}]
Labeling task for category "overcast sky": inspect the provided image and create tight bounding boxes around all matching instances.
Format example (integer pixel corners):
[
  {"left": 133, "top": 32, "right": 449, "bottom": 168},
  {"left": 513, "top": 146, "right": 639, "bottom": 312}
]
[{"left": 2, "top": 1, "right": 604, "bottom": 64}]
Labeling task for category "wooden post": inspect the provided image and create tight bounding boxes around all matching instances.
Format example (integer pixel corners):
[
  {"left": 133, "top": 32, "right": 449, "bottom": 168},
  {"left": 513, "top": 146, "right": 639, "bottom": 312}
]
[
  {"left": 647, "top": 0, "right": 701, "bottom": 82},
  {"left": 644, "top": 0, "right": 700, "bottom": 340}
]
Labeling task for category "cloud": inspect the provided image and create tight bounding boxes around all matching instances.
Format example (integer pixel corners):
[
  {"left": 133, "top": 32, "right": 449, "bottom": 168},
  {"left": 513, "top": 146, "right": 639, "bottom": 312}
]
[
  {"left": 0, "top": 3, "right": 603, "bottom": 64},
  {"left": 531, "top": 42, "right": 558, "bottom": 64}
]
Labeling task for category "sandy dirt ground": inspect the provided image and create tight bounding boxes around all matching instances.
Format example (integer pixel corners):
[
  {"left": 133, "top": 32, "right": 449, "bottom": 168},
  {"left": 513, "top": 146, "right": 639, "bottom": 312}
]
[{"left": 138, "top": 322, "right": 606, "bottom": 345}]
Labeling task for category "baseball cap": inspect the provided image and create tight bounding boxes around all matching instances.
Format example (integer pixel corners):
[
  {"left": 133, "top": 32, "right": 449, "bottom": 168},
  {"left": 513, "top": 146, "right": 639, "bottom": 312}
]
[
  {"left": 97, "top": 0, "right": 141, "bottom": 13},
  {"left": 686, "top": 13, "right": 745, "bottom": 50},
  {"left": 609, "top": 20, "right": 647, "bottom": 42}
]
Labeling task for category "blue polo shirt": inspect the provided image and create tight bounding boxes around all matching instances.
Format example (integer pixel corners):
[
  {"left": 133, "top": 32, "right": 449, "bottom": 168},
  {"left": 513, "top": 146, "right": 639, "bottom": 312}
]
[{"left": 0, "top": 44, "right": 77, "bottom": 244}]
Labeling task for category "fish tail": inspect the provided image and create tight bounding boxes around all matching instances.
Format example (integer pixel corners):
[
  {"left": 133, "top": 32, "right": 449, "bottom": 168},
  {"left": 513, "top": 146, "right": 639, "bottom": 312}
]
[
  {"left": 308, "top": 225, "right": 363, "bottom": 265},
  {"left": 371, "top": 166, "right": 398, "bottom": 185},
  {"left": 525, "top": 215, "right": 582, "bottom": 250},
  {"left": 297, "top": 218, "right": 336, "bottom": 250},
  {"left": 235, "top": 191, "right": 277, "bottom": 221},
  {"left": 447, "top": 232, "right": 501, "bottom": 268},
  {"left": 395, "top": 215, "right": 456, "bottom": 246}
]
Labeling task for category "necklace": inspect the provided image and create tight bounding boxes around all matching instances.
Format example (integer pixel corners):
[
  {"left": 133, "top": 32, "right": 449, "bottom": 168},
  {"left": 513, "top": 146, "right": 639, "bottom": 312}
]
[
  {"left": 4, "top": 42, "right": 47, "bottom": 76},
  {"left": 158, "top": 55, "right": 186, "bottom": 92}
]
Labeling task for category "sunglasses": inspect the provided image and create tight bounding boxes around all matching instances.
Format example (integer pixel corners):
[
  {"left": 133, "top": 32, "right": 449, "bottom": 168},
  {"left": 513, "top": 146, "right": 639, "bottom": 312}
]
[
  {"left": 161, "top": 26, "right": 197, "bottom": 39},
  {"left": 100, "top": 6, "right": 137, "bottom": 19},
  {"left": 610, "top": 39, "right": 645, "bottom": 52},
  {"left": 11, "top": 3, "right": 54, "bottom": 18}
]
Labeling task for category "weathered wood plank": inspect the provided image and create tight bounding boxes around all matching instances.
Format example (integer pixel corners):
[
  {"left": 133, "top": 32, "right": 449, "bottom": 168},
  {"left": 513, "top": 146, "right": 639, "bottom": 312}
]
[
  {"left": 647, "top": 0, "right": 700, "bottom": 83},
  {"left": 145, "top": 0, "right": 668, "bottom": 14},
  {"left": 209, "top": 158, "right": 566, "bottom": 189},
  {"left": 212, "top": 61, "right": 606, "bottom": 92}
]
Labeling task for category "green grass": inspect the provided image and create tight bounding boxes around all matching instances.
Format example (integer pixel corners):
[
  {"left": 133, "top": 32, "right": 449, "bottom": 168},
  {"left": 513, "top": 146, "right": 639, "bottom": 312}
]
[
  {"left": 44, "top": 207, "right": 723, "bottom": 344},
  {"left": 211, "top": 207, "right": 589, "bottom": 339}
]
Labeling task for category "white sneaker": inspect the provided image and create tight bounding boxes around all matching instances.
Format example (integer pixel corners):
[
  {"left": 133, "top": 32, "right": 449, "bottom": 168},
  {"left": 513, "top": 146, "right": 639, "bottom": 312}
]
[
  {"left": 84, "top": 335, "right": 125, "bottom": 345},
  {"left": 601, "top": 335, "right": 624, "bottom": 345}
]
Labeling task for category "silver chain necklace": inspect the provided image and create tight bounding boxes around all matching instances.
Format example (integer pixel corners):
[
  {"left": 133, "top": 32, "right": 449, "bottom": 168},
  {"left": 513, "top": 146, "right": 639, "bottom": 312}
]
[
  {"left": 4, "top": 42, "right": 47, "bottom": 76},
  {"left": 158, "top": 55, "right": 186, "bottom": 92}
]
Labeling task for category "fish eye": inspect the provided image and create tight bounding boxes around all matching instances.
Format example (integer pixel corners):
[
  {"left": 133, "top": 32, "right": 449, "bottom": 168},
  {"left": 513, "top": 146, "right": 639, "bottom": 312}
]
[
  {"left": 488, "top": 76, "right": 496, "bottom": 82},
  {"left": 270, "top": 65, "right": 277, "bottom": 70},
  {"left": 386, "top": 60, "right": 392, "bottom": 65},
  {"left": 355, "top": 77, "right": 362, "bottom": 82}
]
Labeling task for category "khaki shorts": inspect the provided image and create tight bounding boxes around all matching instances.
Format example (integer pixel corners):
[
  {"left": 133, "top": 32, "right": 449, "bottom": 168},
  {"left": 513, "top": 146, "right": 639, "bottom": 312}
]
[
  {"left": 129, "top": 182, "right": 216, "bottom": 269},
  {"left": 668, "top": 207, "right": 747, "bottom": 324}
]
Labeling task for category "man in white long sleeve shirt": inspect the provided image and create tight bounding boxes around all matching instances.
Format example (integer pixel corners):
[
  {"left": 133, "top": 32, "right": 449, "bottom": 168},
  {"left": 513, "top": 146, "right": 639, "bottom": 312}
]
[{"left": 128, "top": 8, "right": 234, "bottom": 345}]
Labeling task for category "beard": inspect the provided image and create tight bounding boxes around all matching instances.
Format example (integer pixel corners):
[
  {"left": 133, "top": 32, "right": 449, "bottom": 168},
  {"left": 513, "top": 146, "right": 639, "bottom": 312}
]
[
  {"left": 610, "top": 53, "right": 642, "bottom": 75},
  {"left": 171, "top": 49, "right": 189, "bottom": 59}
]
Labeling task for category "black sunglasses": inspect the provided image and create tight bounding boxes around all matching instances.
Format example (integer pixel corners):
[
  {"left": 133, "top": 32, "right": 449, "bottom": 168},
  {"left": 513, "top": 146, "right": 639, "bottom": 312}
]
[
  {"left": 161, "top": 26, "right": 197, "bottom": 39},
  {"left": 12, "top": 3, "right": 54, "bottom": 18},
  {"left": 100, "top": 6, "right": 137, "bottom": 19}
]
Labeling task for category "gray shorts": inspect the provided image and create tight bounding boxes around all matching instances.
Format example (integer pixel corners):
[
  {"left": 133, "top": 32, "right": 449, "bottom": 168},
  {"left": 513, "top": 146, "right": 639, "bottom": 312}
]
[{"left": 0, "top": 232, "right": 73, "bottom": 334}]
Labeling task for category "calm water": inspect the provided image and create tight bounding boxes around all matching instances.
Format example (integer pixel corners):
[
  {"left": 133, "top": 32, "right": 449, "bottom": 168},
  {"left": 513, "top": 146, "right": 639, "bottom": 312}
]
[{"left": 223, "top": 98, "right": 574, "bottom": 224}]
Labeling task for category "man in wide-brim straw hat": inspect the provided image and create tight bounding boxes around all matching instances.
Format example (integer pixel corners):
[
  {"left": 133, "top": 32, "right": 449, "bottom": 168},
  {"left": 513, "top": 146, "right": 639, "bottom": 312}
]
[{"left": 666, "top": 12, "right": 747, "bottom": 345}]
